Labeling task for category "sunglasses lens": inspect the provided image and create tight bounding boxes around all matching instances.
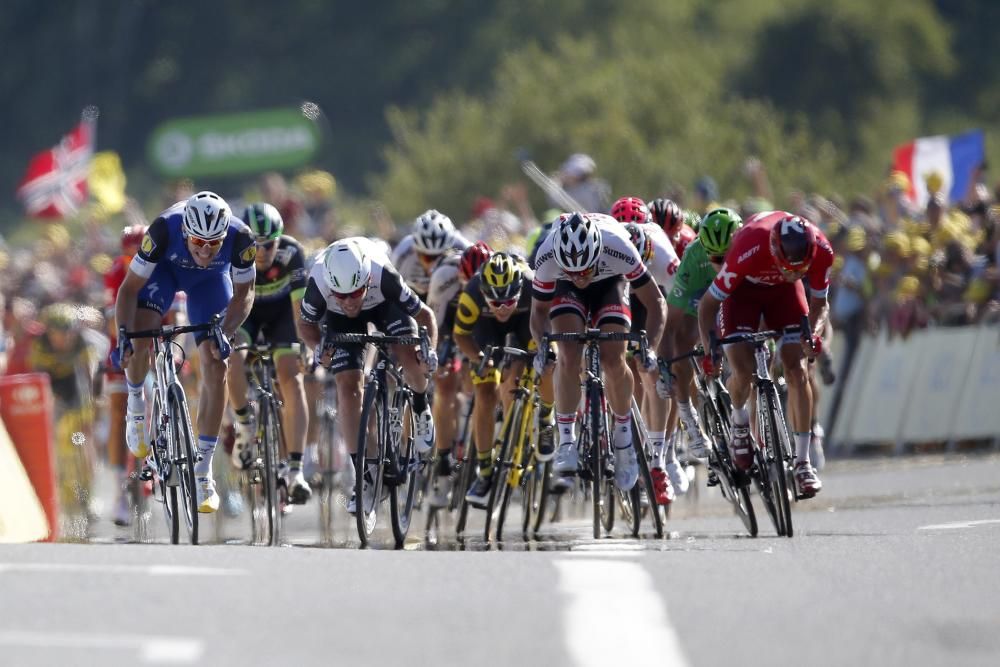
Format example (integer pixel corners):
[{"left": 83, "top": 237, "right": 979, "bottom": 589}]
[
  {"left": 257, "top": 239, "right": 276, "bottom": 250},
  {"left": 191, "top": 236, "right": 222, "bottom": 248}
]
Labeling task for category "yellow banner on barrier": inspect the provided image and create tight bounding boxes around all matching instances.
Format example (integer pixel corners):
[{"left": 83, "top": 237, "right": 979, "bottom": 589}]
[{"left": 0, "top": 416, "right": 50, "bottom": 542}]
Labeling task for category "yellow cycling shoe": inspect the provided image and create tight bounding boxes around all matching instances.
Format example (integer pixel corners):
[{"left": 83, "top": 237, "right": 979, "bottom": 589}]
[{"left": 196, "top": 476, "right": 220, "bottom": 513}]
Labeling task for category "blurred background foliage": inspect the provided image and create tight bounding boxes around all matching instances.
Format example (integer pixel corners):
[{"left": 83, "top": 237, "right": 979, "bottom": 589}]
[{"left": 1, "top": 0, "right": 997, "bottom": 227}]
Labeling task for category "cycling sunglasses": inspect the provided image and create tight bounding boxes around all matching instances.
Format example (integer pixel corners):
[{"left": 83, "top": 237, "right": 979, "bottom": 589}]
[
  {"left": 486, "top": 296, "right": 519, "bottom": 309},
  {"left": 188, "top": 235, "right": 224, "bottom": 249},
  {"left": 564, "top": 266, "right": 595, "bottom": 279},
  {"left": 256, "top": 238, "right": 277, "bottom": 250},
  {"left": 334, "top": 285, "right": 367, "bottom": 300}
]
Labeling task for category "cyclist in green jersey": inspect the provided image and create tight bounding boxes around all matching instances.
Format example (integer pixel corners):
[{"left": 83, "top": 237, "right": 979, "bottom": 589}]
[
  {"left": 227, "top": 203, "right": 312, "bottom": 504},
  {"left": 661, "top": 208, "right": 742, "bottom": 461}
]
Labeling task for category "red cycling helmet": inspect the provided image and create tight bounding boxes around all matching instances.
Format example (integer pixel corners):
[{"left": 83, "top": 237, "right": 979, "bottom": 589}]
[
  {"left": 459, "top": 241, "right": 492, "bottom": 281},
  {"left": 769, "top": 215, "right": 817, "bottom": 273},
  {"left": 649, "top": 198, "right": 684, "bottom": 234},
  {"left": 121, "top": 223, "right": 146, "bottom": 250},
  {"left": 610, "top": 196, "right": 650, "bottom": 224}
]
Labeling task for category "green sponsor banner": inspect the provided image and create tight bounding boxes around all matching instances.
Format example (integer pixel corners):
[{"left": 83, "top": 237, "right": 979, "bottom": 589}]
[{"left": 148, "top": 108, "right": 321, "bottom": 177}]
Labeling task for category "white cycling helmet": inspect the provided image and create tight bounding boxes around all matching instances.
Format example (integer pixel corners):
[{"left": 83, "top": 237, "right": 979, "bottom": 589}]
[
  {"left": 323, "top": 239, "right": 371, "bottom": 294},
  {"left": 553, "top": 212, "right": 602, "bottom": 272},
  {"left": 411, "top": 209, "right": 455, "bottom": 255},
  {"left": 183, "top": 191, "right": 231, "bottom": 240}
]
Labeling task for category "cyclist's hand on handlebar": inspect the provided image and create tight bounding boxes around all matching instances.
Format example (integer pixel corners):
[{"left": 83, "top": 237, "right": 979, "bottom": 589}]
[
  {"left": 800, "top": 331, "right": 822, "bottom": 359},
  {"left": 211, "top": 330, "right": 232, "bottom": 361},
  {"left": 700, "top": 353, "right": 720, "bottom": 377},
  {"left": 418, "top": 347, "right": 438, "bottom": 374},
  {"left": 633, "top": 347, "right": 657, "bottom": 373},
  {"left": 533, "top": 347, "right": 555, "bottom": 377}
]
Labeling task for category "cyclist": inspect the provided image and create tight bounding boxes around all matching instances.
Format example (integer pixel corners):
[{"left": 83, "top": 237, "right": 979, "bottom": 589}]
[
  {"left": 298, "top": 238, "right": 439, "bottom": 514},
  {"left": 650, "top": 198, "right": 696, "bottom": 258},
  {"left": 530, "top": 213, "right": 666, "bottom": 491},
  {"left": 390, "top": 209, "right": 472, "bottom": 298},
  {"left": 611, "top": 196, "right": 681, "bottom": 505},
  {"left": 425, "top": 241, "right": 491, "bottom": 507},
  {"left": 453, "top": 252, "right": 556, "bottom": 506},
  {"left": 226, "top": 203, "right": 312, "bottom": 504},
  {"left": 697, "top": 211, "right": 832, "bottom": 498},
  {"left": 662, "top": 208, "right": 743, "bottom": 486},
  {"left": 115, "top": 191, "right": 257, "bottom": 514},
  {"left": 102, "top": 223, "right": 146, "bottom": 525}
]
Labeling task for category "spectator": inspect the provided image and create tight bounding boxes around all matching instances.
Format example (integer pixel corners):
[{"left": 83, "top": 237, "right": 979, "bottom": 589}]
[{"left": 553, "top": 153, "right": 611, "bottom": 214}]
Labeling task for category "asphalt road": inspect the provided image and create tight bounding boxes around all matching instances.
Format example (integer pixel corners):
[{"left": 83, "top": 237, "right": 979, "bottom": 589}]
[{"left": 2, "top": 452, "right": 999, "bottom": 666}]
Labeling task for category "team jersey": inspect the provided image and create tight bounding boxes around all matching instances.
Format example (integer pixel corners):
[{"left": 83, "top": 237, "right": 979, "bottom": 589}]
[
  {"left": 638, "top": 222, "right": 680, "bottom": 292},
  {"left": 300, "top": 254, "right": 421, "bottom": 322},
  {"left": 667, "top": 238, "right": 717, "bottom": 316},
  {"left": 670, "top": 225, "right": 697, "bottom": 258},
  {"left": 390, "top": 232, "right": 472, "bottom": 296},
  {"left": 708, "top": 210, "right": 835, "bottom": 302},
  {"left": 454, "top": 264, "right": 534, "bottom": 337},
  {"left": 532, "top": 214, "right": 652, "bottom": 300},
  {"left": 426, "top": 251, "right": 463, "bottom": 329},
  {"left": 129, "top": 202, "right": 257, "bottom": 284},
  {"left": 253, "top": 235, "right": 308, "bottom": 304}
]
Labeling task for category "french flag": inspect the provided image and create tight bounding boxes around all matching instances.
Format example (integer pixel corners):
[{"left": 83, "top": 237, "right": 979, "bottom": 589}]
[{"left": 892, "top": 129, "right": 985, "bottom": 207}]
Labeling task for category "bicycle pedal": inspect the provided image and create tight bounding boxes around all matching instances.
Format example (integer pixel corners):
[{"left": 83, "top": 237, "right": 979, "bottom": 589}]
[{"left": 706, "top": 470, "right": 720, "bottom": 487}]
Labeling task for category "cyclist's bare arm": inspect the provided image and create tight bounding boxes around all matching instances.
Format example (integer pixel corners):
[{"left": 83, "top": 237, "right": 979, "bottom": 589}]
[
  {"left": 221, "top": 279, "right": 254, "bottom": 339},
  {"left": 298, "top": 319, "right": 322, "bottom": 350},
  {"left": 114, "top": 269, "right": 151, "bottom": 337},
  {"left": 632, "top": 279, "right": 666, "bottom": 348},
  {"left": 414, "top": 301, "right": 438, "bottom": 350},
  {"left": 697, "top": 292, "right": 724, "bottom": 356},
  {"left": 807, "top": 295, "right": 829, "bottom": 339},
  {"left": 530, "top": 297, "right": 552, "bottom": 349}
]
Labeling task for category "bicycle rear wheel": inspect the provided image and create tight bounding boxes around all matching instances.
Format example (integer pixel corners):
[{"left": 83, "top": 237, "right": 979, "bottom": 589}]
[
  {"left": 761, "top": 386, "right": 793, "bottom": 537},
  {"left": 702, "top": 395, "right": 757, "bottom": 537},
  {"left": 356, "top": 378, "right": 385, "bottom": 547},
  {"left": 317, "top": 409, "right": 337, "bottom": 545},
  {"left": 390, "top": 392, "right": 420, "bottom": 548},
  {"left": 631, "top": 411, "right": 664, "bottom": 539},
  {"left": 454, "top": 432, "right": 477, "bottom": 538},
  {"left": 168, "top": 385, "right": 199, "bottom": 545},
  {"left": 530, "top": 460, "right": 552, "bottom": 536}
]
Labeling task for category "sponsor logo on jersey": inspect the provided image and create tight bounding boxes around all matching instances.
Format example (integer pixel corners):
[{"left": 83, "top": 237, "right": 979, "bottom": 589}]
[
  {"left": 141, "top": 233, "right": 155, "bottom": 255},
  {"left": 240, "top": 243, "right": 257, "bottom": 264},
  {"left": 717, "top": 263, "right": 737, "bottom": 290},
  {"left": 604, "top": 247, "right": 630, "bottom": 262},
  {"left": 737, "top": 244, "right": 760, "bottom": 264}
]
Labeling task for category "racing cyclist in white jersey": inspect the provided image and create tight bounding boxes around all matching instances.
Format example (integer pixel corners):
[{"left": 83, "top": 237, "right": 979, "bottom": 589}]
[
  {"left": 530, "top": 212, "right": 666, "bottom": 491},
  {"left": 611, "top": 196, "right": 682, "bottom": 504},
  {"left": 390, "top": 209, "right": 472, "bottom": 297},
  {"left": 298, "top": 238, "right": 438, "bottom": 513}
]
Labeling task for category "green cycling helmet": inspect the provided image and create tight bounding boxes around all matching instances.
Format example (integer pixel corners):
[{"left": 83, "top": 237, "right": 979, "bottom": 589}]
[
  {"left": 699, "top": 207, "right": 742, "bottom": 256},
  {"left": 243, "top": 202, "right": 284, "bottom": 241},
  {"left": 684, "top": 209, "right": 702, "bottom": 232}
]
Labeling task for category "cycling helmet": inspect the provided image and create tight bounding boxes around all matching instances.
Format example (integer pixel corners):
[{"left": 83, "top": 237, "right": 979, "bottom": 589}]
[
  {"left": 121, "top": 224, "right": 146, "bottom": 250},
  {"left": 610, "top": 196, "right": 651, "bottom": 224},
  {"left": 553, "top": 213, "right": 602, "bottom": 272},
  {"left": 699, "top": 208, "right": 743, "bottom": 256},
  {"left": 649, "top": 198, "right": 684, "bottom": 234},
  {"left": 242, "top": 202, "right": 284, "bottom": 242},
  {"left": 411, "top": 209, "right": 455, "bottom": 255},
  {"left": 480, "top": 252, "right": 523, "bottom": 301},
  {"left": 623, "top": 223, "right": 653, "bottom": 263},
  {"left": 323, "top": 239, "right": 372, "bottom": 294},
  {"left": 770, "top": 214, "right": 817, "bottom": 273},
  {"left": 685, "top": 209, "right": 702, "bottom": 232},
  {"left": 460, "top": 241, "right": 492, "bottom": 281},
  {"left": 41, "top": 303, "right": 77, "bottom": 331},
  {"left": 183, "top": 191, "right": 231, "bottom": 240}
]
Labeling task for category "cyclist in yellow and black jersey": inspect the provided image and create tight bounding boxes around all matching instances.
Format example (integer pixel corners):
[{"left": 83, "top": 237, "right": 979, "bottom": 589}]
[
  {"left": 453, "top": 252, "right": 556, "bottom": 507},
  {"left": 226, "top": 203, "right": 313, "bottom": 504}
]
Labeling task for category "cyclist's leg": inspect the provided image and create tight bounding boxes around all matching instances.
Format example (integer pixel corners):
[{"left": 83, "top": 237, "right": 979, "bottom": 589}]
[
  {"left": 226, "top": 324, "right": 255, "bottom": 469},
  {"left": 324, "top": 310, "right": 368, "bottom": 458},
  {"left": 550, "top": 284, "right": 586, "bottom": 452},
  {"left": 720, "top": 284, "right": 763, "bottom": 469},
  {"left": 466, "top": 368, "right": 501, "bottom": 505},
  {"left": 379, "top": 303, "right": 433, "bottom": 451},
  {"left": 432, "top": 365, "right": 460, "bottom": 457}
]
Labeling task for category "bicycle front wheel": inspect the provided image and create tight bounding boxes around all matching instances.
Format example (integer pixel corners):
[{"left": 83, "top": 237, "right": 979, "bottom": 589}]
[
  {"left": 356, "top": 378, "right": 385, "bottom": 547},
  {"left": 762, "top": 386, "right": 793, "bottom": 537},
  {"left": 168, "top": 385, "right": 199, "bottom": 545},
  {"left": 259, "top": 397, "right": 282, "bottom": 546},
  {"left": 586, "top": 382, "right": 607, "bottom": 540},
  {"left": 484, "top": 402, "right": 519, "bottom": 542}
]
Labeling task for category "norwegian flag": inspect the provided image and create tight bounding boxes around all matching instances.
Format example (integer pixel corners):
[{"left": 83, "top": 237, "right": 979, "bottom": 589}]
[{"left": 16, "top": 118, "right": 95, "bottom": 218}]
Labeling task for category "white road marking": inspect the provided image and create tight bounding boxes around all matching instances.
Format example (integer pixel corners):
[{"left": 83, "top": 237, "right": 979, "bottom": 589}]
[
  {"left": 555, "top": 559, "right": 689, "bottom": 667},
  {"left": 0, "top": 562, "right": 248, "bottom": 576},
  {"left": 0, "top": 631, "right": 203, "bottom": 664},
  {"left": 917, "top": 519, "right": 1000, "bottom": 531}
]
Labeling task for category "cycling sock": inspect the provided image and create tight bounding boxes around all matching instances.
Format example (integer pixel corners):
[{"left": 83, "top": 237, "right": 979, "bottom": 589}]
[
  {"left": 412, "top": 391, "right": 428, "bottom": 414},
  {"left": 289, "top": 451, "right": 303, "bottom": 471},
  {"left": 126, "top": 381, "right": 144, "bottom": 413},
  {"left": 649, "top": 431, "right": 666, "bottom": 467},
  {"left": 678, "top": 399, "right": 700, "bottom": 433},
  {"left": 194, "top": 435, "right": 218, "bottom": 476},
  {"left": 612, "top": 413, "right": 632, "bottom": 449},
  {"left": 665, "top": 431, "right": 678, "bottom": 461},
  {"left": 539, "top": 401, "right": 554, "bottom": 426},
  {"left": 476, "top": 449, "right": 493, "bottom": 477},
  {"left": 732, "top": 406, "right": 750, "bottom": 426},
  {"left": 794, "top": 432, "right": 811, "bottom": 463},
  {"left": 556, "top": 413, "right": 576, "bottom": 445},
  {"left": 234, "top": 404, "right": 252, "bottom": 424}
]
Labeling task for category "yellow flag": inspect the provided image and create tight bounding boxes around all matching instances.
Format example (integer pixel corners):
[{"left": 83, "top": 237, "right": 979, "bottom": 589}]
[{"left": 88, "top": 151, "right": 127, "bottom": 215}]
